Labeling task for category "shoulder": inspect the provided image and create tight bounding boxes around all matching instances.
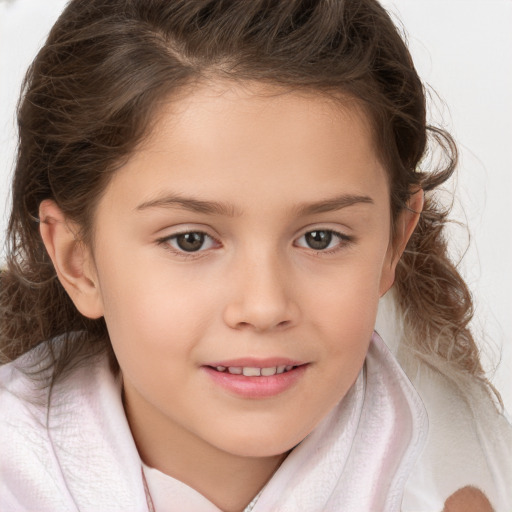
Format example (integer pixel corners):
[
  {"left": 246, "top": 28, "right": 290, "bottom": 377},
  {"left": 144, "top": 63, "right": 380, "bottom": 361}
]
[
  {"left": 0, "top": 342, "right": 110, "bottom": 510},
  {"left": 0, "top": 342, "right": 55, "bottom": 424},
  {"left": 0, "top": 341, "right": 148, "bottom": 511},
  {"left": 402, "top": 359, "right": 512, "bottom": 511},
  {"left": 0, "top": 343, "right": 70, "bottom": 510}
]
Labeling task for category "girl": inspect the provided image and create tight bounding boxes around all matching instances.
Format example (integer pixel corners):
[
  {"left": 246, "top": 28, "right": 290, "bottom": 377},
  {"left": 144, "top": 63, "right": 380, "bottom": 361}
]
[{"left": 1, "top": 0, "right": 511, "bottom": 510}]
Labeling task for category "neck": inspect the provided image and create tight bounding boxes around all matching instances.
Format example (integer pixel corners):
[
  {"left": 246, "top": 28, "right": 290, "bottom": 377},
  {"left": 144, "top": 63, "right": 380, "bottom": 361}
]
[{"left": 123, "top": 388, "right": 288, "bottom": 512}]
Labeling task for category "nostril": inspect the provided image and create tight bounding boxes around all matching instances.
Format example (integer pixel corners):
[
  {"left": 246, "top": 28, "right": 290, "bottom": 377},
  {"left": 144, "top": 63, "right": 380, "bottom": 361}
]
[
  {"left": 223, "top": 297, "right": 299, "bottom": 332},
  {"left": 235, "top": 319, "right": 291, "bottom": 332}
]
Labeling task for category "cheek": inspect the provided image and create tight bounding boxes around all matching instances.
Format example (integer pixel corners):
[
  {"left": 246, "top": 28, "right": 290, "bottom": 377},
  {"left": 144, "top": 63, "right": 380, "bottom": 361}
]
[
  {"left": 95, "top": 250, "right": 219, "bottom": 357},
  {"left": 303, "top": 258, "right": 384, "bottom": 367},
  {"left": 308, "top": 260, "right": 383, "bottom": 325}
]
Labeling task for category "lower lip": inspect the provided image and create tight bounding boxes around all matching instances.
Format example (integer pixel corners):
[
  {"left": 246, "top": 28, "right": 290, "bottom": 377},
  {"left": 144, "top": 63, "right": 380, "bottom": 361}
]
[{"left": 202, "top": 365, "right": 308, "bottom": 399}]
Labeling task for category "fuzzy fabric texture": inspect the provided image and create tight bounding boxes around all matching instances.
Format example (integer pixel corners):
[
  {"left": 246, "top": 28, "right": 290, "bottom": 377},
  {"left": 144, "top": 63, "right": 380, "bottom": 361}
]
[{"left": 1, "top": 333, "right": 510, "bottom": 511}]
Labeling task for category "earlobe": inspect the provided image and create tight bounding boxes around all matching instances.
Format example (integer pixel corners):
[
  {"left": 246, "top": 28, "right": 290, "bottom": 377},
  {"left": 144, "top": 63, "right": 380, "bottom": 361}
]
[
  {"left": 39, "top": 199, "right": 104, "bottom": 319},
  {"left": 379, "top": 188, "right": 424, "bottom": 296}
]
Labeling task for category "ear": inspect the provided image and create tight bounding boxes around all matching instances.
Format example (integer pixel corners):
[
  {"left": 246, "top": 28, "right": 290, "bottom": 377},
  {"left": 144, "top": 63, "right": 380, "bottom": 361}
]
[
  {"left": 39, "top": 199, "right": 104, "bottom": 319},
  {"left": 379, "top": 189, "right": 424, "bottom": 296}
]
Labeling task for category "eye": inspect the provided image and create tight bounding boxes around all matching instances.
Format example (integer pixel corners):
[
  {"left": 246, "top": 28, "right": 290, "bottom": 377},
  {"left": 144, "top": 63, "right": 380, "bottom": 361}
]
[
  {"left": 295, "top": 229, "right": 350, "bottom": 251},
  {"left": 166, "top": 231, "right": 217, "bottom": 253}
]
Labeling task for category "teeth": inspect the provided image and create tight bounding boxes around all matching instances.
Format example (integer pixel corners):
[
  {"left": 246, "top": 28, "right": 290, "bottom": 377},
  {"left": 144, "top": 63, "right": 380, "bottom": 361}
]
[
  {"left": 243, "top": 367, "right": 261, "bottom": 377},
  {"left": 217, "top": 365, "right": 296, "bottom": 376}
]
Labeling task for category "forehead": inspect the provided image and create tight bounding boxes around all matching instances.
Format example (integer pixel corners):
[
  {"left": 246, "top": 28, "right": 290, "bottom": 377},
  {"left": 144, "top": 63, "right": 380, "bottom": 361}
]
[
  {"left": 146, "top": 81, "right": 377, "bottom": 157},
  {"left": 100, "top": 81, "right": 388, "bottom": 216}
]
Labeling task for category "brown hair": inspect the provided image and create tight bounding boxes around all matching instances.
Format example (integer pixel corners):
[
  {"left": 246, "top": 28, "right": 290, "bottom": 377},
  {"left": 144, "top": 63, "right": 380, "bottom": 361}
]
[{"left": 0, "top": 0, "right": 493, "bottom": 397}]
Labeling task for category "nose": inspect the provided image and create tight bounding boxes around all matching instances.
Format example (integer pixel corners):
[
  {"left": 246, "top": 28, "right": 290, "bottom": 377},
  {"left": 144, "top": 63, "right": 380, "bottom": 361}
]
[{"left": 222, "top": 252, "right": 299, "bottom": 332}]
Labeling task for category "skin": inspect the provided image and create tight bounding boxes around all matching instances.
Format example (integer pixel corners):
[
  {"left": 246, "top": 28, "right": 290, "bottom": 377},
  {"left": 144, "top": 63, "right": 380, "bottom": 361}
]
[
  {"left": 40, "top": 81, "right": 427, "bottom": 511},
  {"left": 442, "top": 486, "right": 494, "bottom": 512}
]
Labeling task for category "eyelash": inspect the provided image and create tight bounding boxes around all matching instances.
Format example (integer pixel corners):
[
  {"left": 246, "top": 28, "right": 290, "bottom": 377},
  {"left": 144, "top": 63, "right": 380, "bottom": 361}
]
[
  {"left": 156, "top": 228, "right": 353, "bottom": 258},
  {"left": 156, "top": 230, "right": 221, "bottom": 259},
  {"left": 294, "top": 230, "right": 353, "bottom": 255}
]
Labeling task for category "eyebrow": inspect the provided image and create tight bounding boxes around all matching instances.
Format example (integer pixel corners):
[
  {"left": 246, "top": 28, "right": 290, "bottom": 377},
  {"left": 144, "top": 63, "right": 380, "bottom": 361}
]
[
  {"left": 295, "top": 194, "right": 374, "bottom": 215},
  {"left": 135, "top": 192, "right": 374, "bottom": 216},
  {"left": 136, "top": 194, "right": 239, "bottom": 216}
]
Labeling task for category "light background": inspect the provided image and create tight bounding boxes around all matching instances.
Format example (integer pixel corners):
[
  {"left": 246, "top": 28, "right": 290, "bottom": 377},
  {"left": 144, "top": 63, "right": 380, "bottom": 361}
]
[{"left": 1, "top": 0, "right": 511, "bottom": 413}]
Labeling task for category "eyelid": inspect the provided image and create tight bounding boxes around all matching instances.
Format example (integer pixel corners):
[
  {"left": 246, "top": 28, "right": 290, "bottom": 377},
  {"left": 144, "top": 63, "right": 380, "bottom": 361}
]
[
  {"left": 156, "top": 227, "right": 222, "bottom": 257},
  {"left": 154, "top": 224, "right": 353, "bottom": 258},
  {"left": 294, "top": 228, "right": 353, "bottom": 253}
]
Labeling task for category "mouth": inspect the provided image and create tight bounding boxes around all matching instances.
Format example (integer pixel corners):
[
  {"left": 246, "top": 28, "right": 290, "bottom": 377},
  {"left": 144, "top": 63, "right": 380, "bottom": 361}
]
[
  {"left": 208, "top": 364, "right": 299, "bottom": 376},
  {"left": 202, "top": 361, "right": 308, "bottom": 398}
]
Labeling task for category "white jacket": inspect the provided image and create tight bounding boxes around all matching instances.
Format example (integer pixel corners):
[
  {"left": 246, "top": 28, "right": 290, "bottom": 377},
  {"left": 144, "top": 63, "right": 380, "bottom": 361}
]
[{"left": 1, "top": 333, "right": 510, "bottom": 511}]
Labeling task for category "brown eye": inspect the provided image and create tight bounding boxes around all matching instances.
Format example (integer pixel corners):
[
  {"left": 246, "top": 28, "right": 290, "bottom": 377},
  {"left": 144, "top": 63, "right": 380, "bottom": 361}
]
[
  {"left": 174, "top": 232, "right": 206, "bottom": 252},
  {"left": 295, "top": 229, "right": 351, "bottom": 253},
  {"left": 161, "top": 230, "right": 219, "bottom": 256},
  {"left": 304, "top": 230, "right": 333, "bottom": 250}
]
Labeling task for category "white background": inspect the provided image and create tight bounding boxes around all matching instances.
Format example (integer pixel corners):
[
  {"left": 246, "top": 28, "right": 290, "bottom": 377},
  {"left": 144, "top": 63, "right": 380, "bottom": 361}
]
[{"left": 1, "top": 0, "right": 511, "bottom": 413}]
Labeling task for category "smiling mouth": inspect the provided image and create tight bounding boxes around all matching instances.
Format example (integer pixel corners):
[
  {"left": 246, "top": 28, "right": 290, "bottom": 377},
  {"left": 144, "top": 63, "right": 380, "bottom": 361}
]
[
  {"left": 209, "top": 365, "right": 299, "bottom": 376},
  {"left": 203, "top": 363, "right": 308, "bottom": 398}
]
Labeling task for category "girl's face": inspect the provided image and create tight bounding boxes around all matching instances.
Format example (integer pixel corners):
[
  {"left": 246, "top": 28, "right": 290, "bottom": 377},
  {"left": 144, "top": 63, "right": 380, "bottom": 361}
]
[{"left": 84, "top": 83, "right": 402, "bottom": 459}]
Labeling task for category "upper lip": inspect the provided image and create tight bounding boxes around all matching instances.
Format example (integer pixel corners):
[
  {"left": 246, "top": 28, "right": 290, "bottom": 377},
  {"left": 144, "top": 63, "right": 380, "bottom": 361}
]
[{"left": 204, "top": 357, "right": 306, "bottom": 368}]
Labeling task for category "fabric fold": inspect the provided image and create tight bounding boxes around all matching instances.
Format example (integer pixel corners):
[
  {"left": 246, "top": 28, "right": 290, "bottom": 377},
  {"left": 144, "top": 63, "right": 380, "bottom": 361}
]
[
  {"left": 1, "top": 333, "right": 428, "bottom": 511},
  {"left": 253, "top": 332, "right": 428, "bottom": 511}
]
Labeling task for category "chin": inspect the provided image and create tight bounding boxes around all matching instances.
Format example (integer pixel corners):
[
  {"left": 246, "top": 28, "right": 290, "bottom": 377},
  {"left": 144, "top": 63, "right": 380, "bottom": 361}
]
[{"left": 212, "top": 427, "right": 307, "bottom": 459}]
